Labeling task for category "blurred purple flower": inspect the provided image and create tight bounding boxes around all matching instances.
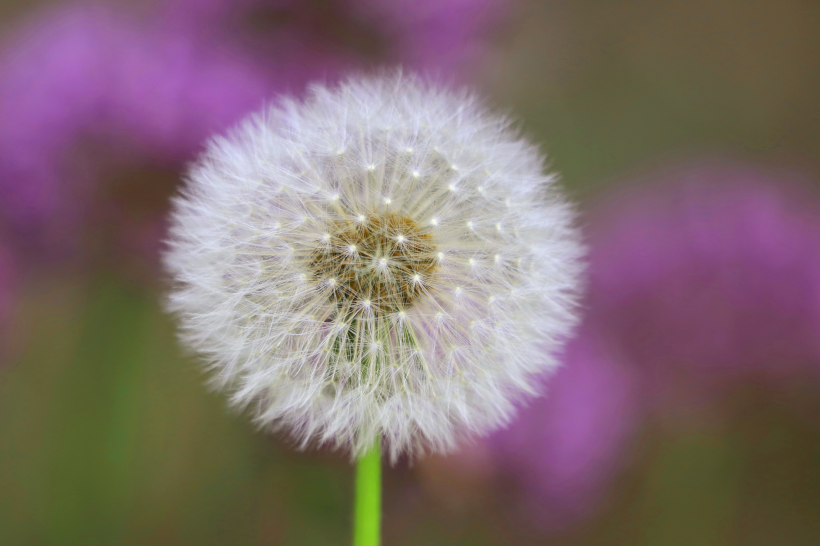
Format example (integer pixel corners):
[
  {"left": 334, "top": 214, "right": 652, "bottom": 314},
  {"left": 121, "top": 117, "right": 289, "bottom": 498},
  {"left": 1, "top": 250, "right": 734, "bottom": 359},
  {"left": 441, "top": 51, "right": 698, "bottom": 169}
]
[
  {"left": 162, "top": 0, "right": 509, "bottom": 74},
  {"left": 0, "top": 5, "right": 282, "bottom": 256},
  {"left": 488, "top": 326, "right": 640, "bottom": 529},
  {"left": 0, "top": 0, "right": 508, "bottom": 263},
  {"left": 484, "top": 161, "right": 820, "bottom": 531},
  {"left": 585, "top": 162, "right": 820, "bottom": 404},
  {"left": 346, "top": 0, "right": 508, "bottom": 72}
]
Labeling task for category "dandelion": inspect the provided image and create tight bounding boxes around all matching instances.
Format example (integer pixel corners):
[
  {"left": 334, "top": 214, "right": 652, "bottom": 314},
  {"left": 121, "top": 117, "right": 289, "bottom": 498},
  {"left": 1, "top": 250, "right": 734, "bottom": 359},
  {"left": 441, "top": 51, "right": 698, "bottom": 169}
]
[
  {"left": 165, "top": 72, "right": 583, "bottom": 456},
  {"left": 164, "top": 73, "right": 583, "bottom": 544}
]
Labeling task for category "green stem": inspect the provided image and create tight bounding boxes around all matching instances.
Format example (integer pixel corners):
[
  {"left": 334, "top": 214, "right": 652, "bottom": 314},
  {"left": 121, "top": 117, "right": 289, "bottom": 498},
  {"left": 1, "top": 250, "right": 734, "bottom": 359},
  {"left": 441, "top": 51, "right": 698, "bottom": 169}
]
[{"left": 353, "top": 441, "right": 381, "bottom": 546}]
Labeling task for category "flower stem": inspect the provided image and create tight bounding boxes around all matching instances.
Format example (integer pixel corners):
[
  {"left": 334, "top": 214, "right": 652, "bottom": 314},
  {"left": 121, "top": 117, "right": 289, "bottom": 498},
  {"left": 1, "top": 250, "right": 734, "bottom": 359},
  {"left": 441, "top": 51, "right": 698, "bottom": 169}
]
[{"left": 353, "top": 441, "right": 381, "bottom": 546}]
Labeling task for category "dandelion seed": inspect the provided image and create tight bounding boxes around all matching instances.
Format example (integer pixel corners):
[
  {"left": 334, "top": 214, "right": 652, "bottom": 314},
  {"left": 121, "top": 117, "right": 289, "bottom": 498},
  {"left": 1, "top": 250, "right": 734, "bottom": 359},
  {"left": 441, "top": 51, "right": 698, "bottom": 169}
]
[{"left": 164, "top": 73, "right": 584, "bottom": 460}]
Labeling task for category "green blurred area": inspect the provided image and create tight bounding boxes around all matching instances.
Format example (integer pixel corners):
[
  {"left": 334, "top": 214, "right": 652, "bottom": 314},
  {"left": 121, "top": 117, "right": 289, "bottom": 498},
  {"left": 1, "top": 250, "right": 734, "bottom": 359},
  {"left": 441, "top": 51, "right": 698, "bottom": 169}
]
[
  {"left": 4, "top": 279, "right": 820, "bottom": 544},
  {"left": 2, "top": 280, "right": 351, "bottom": 545},
  {"left": 2, "top": 0, "right": 820, "bottom": 544},
  {"left": 483, "top": 0, "right": 820, "bottom": 197}
]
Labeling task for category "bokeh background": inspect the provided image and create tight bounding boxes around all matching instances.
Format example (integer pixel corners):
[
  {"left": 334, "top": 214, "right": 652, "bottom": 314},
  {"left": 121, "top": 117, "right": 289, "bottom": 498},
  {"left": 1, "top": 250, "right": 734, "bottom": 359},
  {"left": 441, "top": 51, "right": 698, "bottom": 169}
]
[{"left": 2, "top": 0, "right": 820, "bottom": 544}]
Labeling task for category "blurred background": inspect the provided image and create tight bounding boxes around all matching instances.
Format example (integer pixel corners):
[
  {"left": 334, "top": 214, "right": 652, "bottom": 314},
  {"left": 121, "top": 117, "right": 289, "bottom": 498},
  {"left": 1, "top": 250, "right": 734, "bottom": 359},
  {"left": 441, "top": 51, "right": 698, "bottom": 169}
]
[{"left": 1, "top": 0, "right": 820, "bottom": 544}]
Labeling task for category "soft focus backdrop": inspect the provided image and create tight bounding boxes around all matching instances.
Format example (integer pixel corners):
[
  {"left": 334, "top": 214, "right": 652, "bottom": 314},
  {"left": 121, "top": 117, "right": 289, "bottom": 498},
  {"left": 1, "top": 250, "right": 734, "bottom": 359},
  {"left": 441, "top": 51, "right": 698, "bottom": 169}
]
[{"left": 2, "top": 1, "right": 820, "bottom": 545}]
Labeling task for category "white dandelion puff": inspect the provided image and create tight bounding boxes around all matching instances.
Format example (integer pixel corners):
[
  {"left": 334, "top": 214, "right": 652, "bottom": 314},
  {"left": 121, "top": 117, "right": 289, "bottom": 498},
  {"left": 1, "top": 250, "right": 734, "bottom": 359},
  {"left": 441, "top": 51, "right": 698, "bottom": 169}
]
[{"left": 163, "top": 73, "right": 585, "bottom": 461}]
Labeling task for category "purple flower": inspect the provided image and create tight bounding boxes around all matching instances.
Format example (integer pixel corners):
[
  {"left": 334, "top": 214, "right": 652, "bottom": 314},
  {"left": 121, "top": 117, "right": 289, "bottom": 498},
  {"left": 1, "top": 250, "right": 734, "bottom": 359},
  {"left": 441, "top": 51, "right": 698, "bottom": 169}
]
[
  {"left": 482, "top": 161, "right": 820, "bottom": 531},
  {"left": 0, "top": 6, "right": 107, "bottom": 252},
  {"left": 161, "top": 0, "right": 510, "bottom": 74},
  {"left": 346, "top": 0, "right": 509, "bottom": 72},
  {"left": 0, "top": 5, "right": 283, "bottom": 256},
  {"left": 0, "top": 1, "right": 508, "bottom": 263},
  {"left": 487, "top": 326, "right": 640, "bottom": 529},
  {"left": 585, "top": 162, "right": 820, "bottom": 404}
]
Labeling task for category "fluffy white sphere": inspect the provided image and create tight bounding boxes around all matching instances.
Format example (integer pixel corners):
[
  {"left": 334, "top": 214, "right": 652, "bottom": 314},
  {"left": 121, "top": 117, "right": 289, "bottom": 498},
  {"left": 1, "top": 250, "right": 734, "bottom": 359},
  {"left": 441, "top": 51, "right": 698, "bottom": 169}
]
[{"left": 164, "top": 73, "right": 584, "bottom": 460}]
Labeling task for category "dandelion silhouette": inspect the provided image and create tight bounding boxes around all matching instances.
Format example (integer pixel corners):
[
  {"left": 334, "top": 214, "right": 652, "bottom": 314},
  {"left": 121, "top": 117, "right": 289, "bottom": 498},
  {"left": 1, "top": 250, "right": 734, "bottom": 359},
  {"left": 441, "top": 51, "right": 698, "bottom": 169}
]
[{"left": 164, "top": 72, "right": 583, "bottom": 545}]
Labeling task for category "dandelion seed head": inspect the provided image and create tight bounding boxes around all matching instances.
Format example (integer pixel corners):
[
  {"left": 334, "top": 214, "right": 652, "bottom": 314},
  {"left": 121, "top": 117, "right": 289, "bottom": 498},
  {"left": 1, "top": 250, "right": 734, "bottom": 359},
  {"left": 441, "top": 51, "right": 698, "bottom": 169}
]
[{"left": 164, "top": 73, "right": 584, "bottom": 460}]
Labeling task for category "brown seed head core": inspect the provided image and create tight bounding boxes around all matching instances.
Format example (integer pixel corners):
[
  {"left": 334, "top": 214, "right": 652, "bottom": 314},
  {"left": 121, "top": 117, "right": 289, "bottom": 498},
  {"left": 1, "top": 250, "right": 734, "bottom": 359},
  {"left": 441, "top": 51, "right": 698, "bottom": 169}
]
[{"left": 309, "top": 213, "right": 437, "bottom": 314}]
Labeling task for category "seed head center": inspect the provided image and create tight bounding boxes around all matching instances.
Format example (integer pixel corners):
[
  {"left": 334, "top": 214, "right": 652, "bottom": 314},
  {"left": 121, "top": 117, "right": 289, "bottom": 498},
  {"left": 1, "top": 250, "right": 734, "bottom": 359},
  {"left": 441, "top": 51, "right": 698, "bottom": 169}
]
[{"left": 310, "top": 213, "right": 437, "bottom": 313}]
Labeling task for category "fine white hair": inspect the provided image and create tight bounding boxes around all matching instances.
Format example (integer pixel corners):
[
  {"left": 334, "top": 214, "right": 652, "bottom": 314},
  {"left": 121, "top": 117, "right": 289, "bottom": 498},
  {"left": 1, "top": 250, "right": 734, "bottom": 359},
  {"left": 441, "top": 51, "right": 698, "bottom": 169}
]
[{"left": 164, "top": 72, "right": 584, "bottom": 461}]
